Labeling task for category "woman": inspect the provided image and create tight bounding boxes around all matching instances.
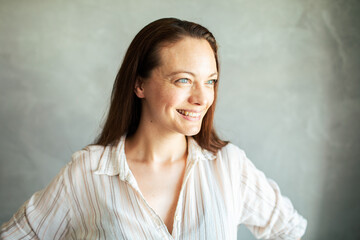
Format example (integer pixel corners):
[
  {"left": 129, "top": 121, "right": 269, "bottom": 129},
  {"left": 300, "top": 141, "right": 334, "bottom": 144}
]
[{"left": 1, "top": 18, "right": 307, "bottom": 239}]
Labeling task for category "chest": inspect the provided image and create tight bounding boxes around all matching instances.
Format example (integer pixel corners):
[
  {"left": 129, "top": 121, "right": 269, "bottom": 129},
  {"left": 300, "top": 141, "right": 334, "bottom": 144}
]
[
  {"left": 128, "top": 160, "right": 186, "bottom": 233},
  {"left": 68, "top": 160, "right": 237, "bottom": 239}
]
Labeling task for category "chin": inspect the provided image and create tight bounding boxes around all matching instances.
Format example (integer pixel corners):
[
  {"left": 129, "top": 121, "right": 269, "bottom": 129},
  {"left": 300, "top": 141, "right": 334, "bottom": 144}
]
[{"left": 182, "top": 126, "right": 201, "bottom": 137}]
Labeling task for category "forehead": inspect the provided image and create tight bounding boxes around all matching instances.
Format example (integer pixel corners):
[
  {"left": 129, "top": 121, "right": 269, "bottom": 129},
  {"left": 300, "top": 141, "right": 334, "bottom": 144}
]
[{"left": 156, "top": 37, "right": 217, "bottom": 74}]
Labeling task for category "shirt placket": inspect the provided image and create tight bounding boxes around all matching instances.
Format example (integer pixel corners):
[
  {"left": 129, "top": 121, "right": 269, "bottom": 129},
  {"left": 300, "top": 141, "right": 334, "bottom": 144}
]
[
  {"left": 123, "top": 172, "right": 174, "bottom": 239},
  {"left": 122, "top": 151, "right": 200, "bottom": 240},
  {"left": 120, "top": 141, "right": 199, "bottom": 240},
  {"left": 171, "top": 158, "right": 199, "bottom": 239}
]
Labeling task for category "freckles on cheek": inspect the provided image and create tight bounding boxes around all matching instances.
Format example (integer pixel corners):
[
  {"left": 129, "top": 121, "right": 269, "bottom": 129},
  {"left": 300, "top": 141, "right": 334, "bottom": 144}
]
[{"left": 162, "top": 90, "right": 184, "bottom": 106}]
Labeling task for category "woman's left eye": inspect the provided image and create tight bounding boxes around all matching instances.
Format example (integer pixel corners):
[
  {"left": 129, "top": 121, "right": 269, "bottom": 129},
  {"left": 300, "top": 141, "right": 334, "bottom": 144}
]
[
  {"left": 176, "top": 78, "right": 189, "bottom": 83},
  {"left": 206, "top": 79, "right": 217, "bottom": 85}
]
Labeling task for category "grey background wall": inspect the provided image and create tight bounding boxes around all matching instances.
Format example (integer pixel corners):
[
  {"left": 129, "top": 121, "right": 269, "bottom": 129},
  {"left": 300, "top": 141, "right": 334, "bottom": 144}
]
[{"left": 1, "top": 0, "right": 359, "bottom": 239}]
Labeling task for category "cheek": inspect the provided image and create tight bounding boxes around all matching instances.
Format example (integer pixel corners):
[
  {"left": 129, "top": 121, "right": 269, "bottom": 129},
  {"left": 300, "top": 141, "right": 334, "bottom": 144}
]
[
  {"left": 207, "top": 89, "right": 215, "bottom": 106},
  {"left": 148, "top": 94, "right": 177, "bottom": 113},
  {"left": 161, "top": 89, "right": 188, "bottom": 107},
  {"left": 146, "top": 84, "right": 178, "bottom": 107}
]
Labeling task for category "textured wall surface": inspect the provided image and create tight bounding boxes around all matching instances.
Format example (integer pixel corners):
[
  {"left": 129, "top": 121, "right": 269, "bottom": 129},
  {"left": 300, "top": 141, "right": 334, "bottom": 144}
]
[{"left": 1, "top": 0, "right": 359, "bottom": 239}]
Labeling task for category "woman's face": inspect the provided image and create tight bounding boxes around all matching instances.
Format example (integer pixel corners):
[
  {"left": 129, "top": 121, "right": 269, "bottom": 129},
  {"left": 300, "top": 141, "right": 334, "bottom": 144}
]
[{"left": 135, "top": 37, "right": 217, "bottom": 137}]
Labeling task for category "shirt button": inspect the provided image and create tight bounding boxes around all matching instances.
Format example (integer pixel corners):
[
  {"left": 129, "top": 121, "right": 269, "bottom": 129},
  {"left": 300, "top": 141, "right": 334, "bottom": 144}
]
[{"left": 175, "top": 215, "right": 181, "bottom": 221}]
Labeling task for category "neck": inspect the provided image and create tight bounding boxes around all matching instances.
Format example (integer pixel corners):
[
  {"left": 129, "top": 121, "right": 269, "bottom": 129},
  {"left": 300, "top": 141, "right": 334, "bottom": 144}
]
[{"left": 125, "top": 127, "right": 187, "bottom": 165}]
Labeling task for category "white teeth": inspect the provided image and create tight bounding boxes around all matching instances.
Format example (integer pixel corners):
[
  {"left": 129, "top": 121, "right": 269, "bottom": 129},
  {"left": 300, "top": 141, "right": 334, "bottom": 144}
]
[{"left": 177, "top": 110, "right": 200, "bottom": 118}]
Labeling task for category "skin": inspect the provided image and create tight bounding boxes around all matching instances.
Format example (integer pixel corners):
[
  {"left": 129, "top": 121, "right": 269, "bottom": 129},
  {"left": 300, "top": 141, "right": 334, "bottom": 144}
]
[{"left": 125, "top": 37, "right": 217, "bottom": 235}]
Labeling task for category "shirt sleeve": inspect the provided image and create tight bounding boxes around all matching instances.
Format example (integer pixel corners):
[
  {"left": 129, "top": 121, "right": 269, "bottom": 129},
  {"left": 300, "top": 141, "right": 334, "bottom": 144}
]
[
  {"left": 0, "top": 166, "right": 71, "bottom": 240},
  {"left": 226, "top": 144, "right": 307, "bottom": 240}
]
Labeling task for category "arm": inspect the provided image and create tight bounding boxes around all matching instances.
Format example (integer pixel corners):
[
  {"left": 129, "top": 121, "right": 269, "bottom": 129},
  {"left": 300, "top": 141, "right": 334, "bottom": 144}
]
[
  {"left": 0, "top": 167, "right": 71, "bottom": 240},
  {"left": 227, "top": 145, "right": 307, "bottom": 239}
]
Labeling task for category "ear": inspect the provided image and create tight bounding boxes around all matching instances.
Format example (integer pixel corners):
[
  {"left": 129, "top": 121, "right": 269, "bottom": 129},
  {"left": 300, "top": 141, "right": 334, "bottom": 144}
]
[{"left": 134, "top": 77, "right": 145, "bottom": 98}]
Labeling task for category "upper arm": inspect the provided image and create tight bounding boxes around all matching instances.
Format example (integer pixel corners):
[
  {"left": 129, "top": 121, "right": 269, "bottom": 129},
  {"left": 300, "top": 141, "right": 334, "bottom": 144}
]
[{"left": 224, "top": 144, "right": 307, "bottom": 239}]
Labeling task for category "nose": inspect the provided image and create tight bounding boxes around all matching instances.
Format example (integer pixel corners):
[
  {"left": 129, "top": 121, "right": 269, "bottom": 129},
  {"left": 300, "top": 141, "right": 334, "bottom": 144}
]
[{"left": 189, "top": 83, "right": 212, "bottom": 106}]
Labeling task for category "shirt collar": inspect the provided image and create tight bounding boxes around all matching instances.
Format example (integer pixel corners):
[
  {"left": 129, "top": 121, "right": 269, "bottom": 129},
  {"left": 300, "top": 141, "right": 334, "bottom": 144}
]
[
  {"left": 187, "top": 137, "right": 217, "bottom": 162},
  {"left": 94, "top": 135, "right": 216, "bottom": 179}
]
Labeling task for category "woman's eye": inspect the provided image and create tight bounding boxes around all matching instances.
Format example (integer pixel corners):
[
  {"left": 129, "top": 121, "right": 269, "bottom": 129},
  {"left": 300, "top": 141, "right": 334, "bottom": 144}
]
[
  {"left": 176, "top": 78, "right": 190, "bottom": 84},
  {"left": 206, "top": 79, "right": 217, "bottom": 85}
]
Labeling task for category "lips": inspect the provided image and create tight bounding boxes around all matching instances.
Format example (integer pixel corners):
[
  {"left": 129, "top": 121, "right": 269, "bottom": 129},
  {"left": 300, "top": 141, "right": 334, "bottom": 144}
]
[{"left": 176, "top": 109, "right": 201, "bottom": 118}]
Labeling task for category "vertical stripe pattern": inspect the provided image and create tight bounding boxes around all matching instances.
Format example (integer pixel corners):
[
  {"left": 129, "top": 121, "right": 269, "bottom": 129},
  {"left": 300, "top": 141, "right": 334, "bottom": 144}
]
[{"left": 1, "top": 136, "right": 307, "bottom": 240}]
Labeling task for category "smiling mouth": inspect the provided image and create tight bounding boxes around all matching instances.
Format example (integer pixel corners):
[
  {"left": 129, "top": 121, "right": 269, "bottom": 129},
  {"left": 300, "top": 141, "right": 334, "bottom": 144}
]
[{"left": 177, "top": 109, "right": 201, "bottom": 118}]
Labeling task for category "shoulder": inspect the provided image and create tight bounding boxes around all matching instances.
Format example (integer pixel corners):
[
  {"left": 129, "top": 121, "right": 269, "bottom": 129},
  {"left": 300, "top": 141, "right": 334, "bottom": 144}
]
[
  {"left": 66, "top": 144, "right": 108, "bottom": 172},
  {"left": 218, "top": 142, "right": 247, "bottom": 161},
  {"left": 72, "top": 144, "right": 106, "bottom": 160},
  {"left": 215, "top": 143, "right": 258, "bottom": 174},
  {"left": 57, "top": 144, "right": 112, "bottom": 192}
]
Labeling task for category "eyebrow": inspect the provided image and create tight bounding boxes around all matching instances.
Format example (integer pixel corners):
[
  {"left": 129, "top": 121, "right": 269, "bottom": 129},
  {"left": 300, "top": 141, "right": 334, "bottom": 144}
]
[{"left": 165, "top": 71, "right": 218, "bottom": 78}]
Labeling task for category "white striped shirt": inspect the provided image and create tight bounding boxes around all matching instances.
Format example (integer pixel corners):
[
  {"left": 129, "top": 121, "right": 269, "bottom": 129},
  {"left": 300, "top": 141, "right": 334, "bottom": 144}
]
[{"left": 1, "top": 136, "right": 307, "bottom": 239}]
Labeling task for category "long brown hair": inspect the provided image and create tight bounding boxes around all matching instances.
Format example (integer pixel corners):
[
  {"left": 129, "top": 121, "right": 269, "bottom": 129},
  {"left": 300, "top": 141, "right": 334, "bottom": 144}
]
[{"left": 95, "top": 18, "right": 228, "bottom": 153}]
